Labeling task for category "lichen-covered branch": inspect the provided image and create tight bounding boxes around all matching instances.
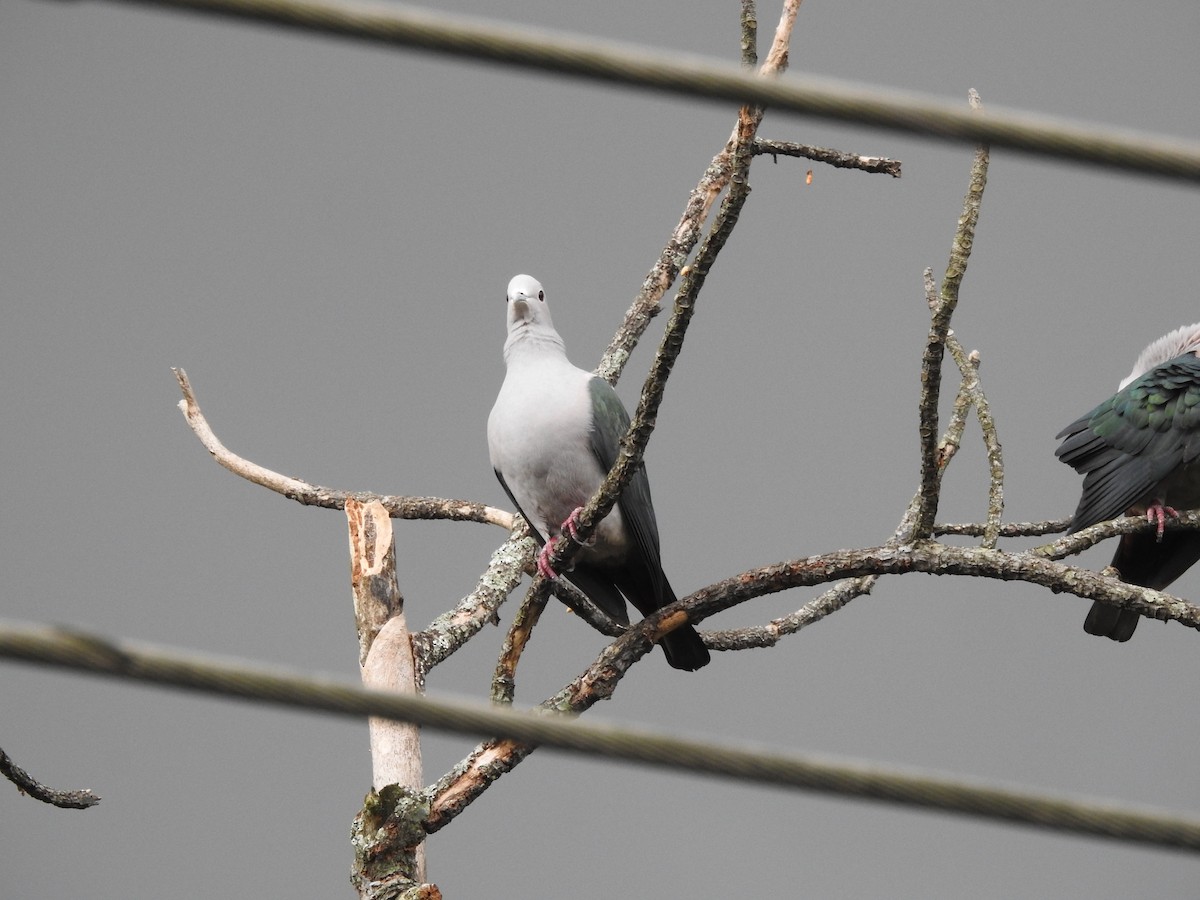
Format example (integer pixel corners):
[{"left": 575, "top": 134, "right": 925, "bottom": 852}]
[
  {"left": 537, "top": 0, "right": 786, "bottom": 577},
  {"left": 346, "top": 500, "right": 432, "bottom": 896},
  {"left": 410, "top": 533, "right": 529, "bottom": 678},
  {"left": 919, "top": 269, "right": 1006, "bottom": 548},
  {"left": 423, "top": 504, "right": 1200, "bottom": 830},
  {"left": 490, "top": 585, "right": 551, "bottom": 705},
  {"left": 685, "top": 541, "right": 1200, "bottom": 629},
  {"left": 702, "top": 576, "right": 875, "bottom": 650},
  {"left": 740, "top": 0, "right": 757, "bottom": 68},
  {"left": 1034, "top": 512, "right": 1200, "bottom": 560},
  {"left": 752, "top": 138, "right": 902, "bottom": 176},
  {"left": 936, "top": 519, "right": 1071, "bottom": 538},
  {"left": 911, "top": 90, "right": 989, "bottom": 541},
  {"left": 422, "top": 525, "right": 1200, "bottom": 831},
  {"left": 950, "top": 340, "right": 1004, "bottom": 548},
  {"left": 536, "top": 170, "right": 755, "bottom": 590}
]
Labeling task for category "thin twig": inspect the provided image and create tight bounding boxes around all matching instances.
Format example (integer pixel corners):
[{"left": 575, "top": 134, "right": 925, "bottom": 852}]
[
  {"left": 546, "top": 1, "right": 794, "bottom": 572},
  {"left": 596, "top": 0, "right": 804, "bottom": 384},
  {"left": 411, "top": 532, "right": 530, "bottom": 679},
  {"left": 1033, "top": 512, "right": 1200, "bottom": 561},
  {"left": 173, "top": 368, "right": 513, "bottom": 529},
  {"left": 524, "top": 179, "right": 754, "bottom": 646},
  {"left": 909, "top": 90, "right": 990, "bottom": 541},
  {"left": 537, "top": 162, "right": 757, "bottom": 592},
  {"left": 921, "top": 271, "right": 1006, "bottom": 549},
  {"left": 740, "top": 0, "right": 757, "bottom": 68},
  {"left": 837, "top": 136, "right": 995, "bottom": 617},
  {"left": 950, "top": 341, "right": 1004, "bottom": 548},
  {"left": 752, "top": 138, "right": 901, "bottom": 176},
  {"left": 0, "top": 745, "right": 99, "bottom": 809},
  {"left": 490, "top": 584, "right": 551, "bottom": 705},
  {"left": 410, "top": 527, "right": 623, "bottom": 682},
  {"left": 671, "top": 542, "right": 1200, "bottom": 631},
  {"left": 936, "top": 519, "right": 1071, "bottom": 539},
  {"left": 703, "top": 577, "right": 875, "bottom": 650}
]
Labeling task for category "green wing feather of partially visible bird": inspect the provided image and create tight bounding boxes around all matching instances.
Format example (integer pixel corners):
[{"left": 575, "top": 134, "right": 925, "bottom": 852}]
[{"left": 1056, "top": 354, "right": 1200, "bottom": 532}]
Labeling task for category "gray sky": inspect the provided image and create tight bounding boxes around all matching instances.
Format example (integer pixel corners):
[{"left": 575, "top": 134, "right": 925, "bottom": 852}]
[{"left": 4, "top": 0, "right": 1200, "bottom": 897}]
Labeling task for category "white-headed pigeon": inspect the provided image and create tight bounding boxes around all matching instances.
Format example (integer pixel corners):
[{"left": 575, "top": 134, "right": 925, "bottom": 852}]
[{"left": 487, "top": 275, "right": 710, "bottom": 670}]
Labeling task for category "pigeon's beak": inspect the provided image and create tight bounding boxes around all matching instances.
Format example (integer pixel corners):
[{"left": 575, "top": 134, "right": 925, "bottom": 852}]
[{"left": 509, "top": 298, "right": 530, "bottom": 324}]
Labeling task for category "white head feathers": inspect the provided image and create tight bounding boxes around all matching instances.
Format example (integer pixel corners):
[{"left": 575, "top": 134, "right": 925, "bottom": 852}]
[
  {"left": 503, "top": 274, "right": 564, "bottom": 361},
  {"left": 1120, "top": 322, "right": 1200, "bottom": 389}
]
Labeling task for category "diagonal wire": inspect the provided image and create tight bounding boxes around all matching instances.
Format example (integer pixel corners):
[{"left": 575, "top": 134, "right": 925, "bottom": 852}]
[
  {"left": 64, "top": 0, "right": 1200, "bottom": 183},
  {"left": 3, "top": 618, "right": 1200, "bottom": 852}
]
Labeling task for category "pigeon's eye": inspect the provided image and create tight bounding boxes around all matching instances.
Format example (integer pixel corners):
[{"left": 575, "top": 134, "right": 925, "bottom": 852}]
[{"left": 538, "top": 291, "right": 545, "bottom": 301}]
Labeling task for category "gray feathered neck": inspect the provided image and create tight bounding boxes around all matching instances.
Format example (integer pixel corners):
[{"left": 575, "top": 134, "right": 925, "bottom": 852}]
[{"left": 1121, "top": 322, "right": 1200, "bottom": 388}]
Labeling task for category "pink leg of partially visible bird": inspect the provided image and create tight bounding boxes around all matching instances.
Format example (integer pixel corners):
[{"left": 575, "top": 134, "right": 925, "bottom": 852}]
[{"left": 1146, "top": 502, "right": 1180, "bottom": 542}]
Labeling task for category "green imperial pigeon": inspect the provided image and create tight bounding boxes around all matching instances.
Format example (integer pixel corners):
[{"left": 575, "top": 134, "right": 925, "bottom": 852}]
[
  {"left": 487, "top": 274, "right": 710, "bottom": 671},
  {"left": 1056, "top": 322, "right": 1200, "bottom": 641}
]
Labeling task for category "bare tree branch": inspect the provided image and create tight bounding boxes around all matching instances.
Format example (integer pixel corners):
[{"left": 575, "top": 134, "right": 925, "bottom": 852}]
[
  {"left": 922, "top": 267, "right": 1005, "bottom": 547},
  {"left": 936, "top": 519, "right": 1070, "bottom": 538},
  {"left": 410, "top": 533, "right": 528, "bottom": 679},
  {"left": 429, "top": 542, "right": 1200, "bottom": 828},
  {"left": 532, "top": 158, "right": 757, "bottom": 632},
  {"left": 703, "top": 577, "right": 876, "bottom": 650},
  {"left": 1034, "top": 512, "right": 1200, "bottom": 560},
  {"left": 546, "top": 0, "right": 799, "bottom": 575},
  {"left": 346, "top": 501, "right": 431, "bottom": 895},
  {"left": 909, "top": 90, "right": 990, "bottom": 541},
  {"left": 0, "top": 745, "right": 99, "bottom": 810},
  {"left": 347, "top": 499, "right": 406, "bottom": 665},
  {"left": 740, "top": 0, "right": 757, "bottom": 68},
  {"left": 490, "top": 584, "right": 551, "bottom": 706},
  {"left": 672, "top": 543, "right": 1200, "bottom": 630},
  {"left": 596, "top": 0, "right": 806, "bottom": 384},
  {"left": 752, "top": 138, "right": 902, "bottom": 176},
  {"left": 173, "top": 368, "right": 513, "bottom": 529}
]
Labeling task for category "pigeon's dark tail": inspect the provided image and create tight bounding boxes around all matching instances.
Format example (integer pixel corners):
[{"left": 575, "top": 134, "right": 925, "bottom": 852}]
[
  {"left": 612, "top": 566, "right": 710, "bottom": 670},
  {"left": 1089, "top": 530, "right": 1200, "bottom": 641},
  {"left": 646, "top": 581, "right": 709, "bottom": 671},
  {"left": 661, "top": 624, "right": 710, "bottom": 671},
  {"left": 1083, "top": 600, "right": 1140, "bottom": 642}
]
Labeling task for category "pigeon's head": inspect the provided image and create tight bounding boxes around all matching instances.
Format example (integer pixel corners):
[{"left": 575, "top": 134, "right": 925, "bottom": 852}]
[{"left": 505, "top": 274, "right": 556, "bottom": 335}]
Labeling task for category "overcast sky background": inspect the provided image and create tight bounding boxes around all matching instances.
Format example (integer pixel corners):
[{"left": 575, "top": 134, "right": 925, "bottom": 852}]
[{"left": 4, "top": 0, "right": 1200, "bottom": 897}]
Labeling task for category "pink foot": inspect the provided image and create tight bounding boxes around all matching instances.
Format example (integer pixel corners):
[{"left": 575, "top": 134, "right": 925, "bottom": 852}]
[
  {"left": 1146, "top": 503, "right": 1179, "bottom": 542},
  {"left": 562, "top": 507, "right": 586, "bottom": 544},
  {"left": 536, "top": 542, "right": 559, "bottom": 580},
  {"left": 535, "top": 508, "right": 587, "bottom": 580}
]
